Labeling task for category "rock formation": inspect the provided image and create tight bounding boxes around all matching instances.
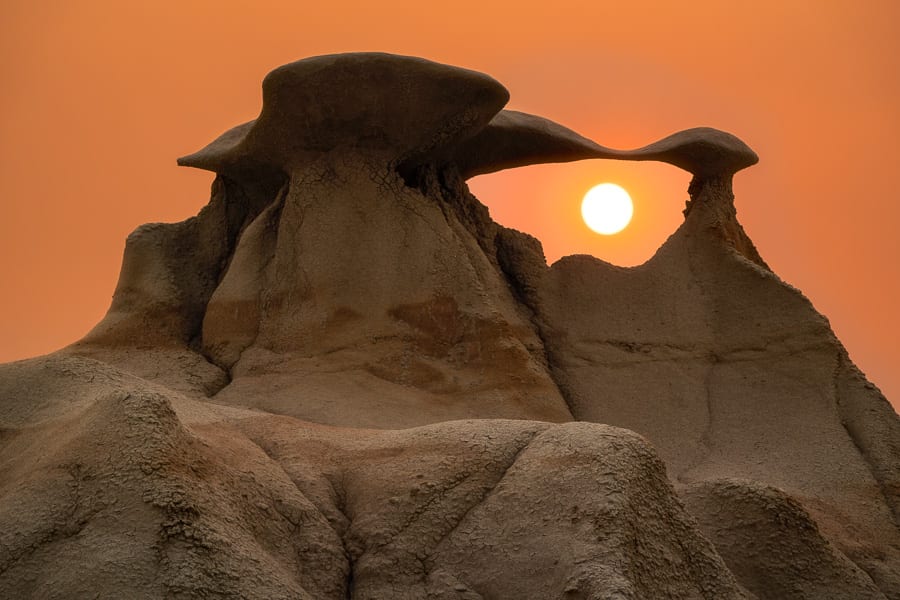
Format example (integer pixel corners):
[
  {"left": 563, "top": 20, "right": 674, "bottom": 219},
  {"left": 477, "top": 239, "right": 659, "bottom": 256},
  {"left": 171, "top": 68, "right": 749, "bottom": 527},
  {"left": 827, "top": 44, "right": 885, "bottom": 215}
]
[{"left": 1, "top": 52, "right": 898, "bottom": 599}]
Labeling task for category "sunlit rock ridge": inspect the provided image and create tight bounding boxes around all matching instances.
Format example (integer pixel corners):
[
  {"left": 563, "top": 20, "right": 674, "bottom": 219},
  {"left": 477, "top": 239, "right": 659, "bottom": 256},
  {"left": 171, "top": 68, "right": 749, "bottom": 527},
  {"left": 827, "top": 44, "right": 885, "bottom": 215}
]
[{"left": 1, "top": 53, "right": 897, "bottom": 599}]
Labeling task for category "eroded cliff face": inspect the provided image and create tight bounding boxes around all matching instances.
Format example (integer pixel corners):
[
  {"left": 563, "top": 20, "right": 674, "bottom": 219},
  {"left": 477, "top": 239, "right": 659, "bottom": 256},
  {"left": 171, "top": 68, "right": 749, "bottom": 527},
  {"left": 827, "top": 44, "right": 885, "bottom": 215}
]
[
  {"left": 202, "top": 158, "right": 571, "bottom": 428},
  {"left": 531, "top": 176, "right": 900, "bottom": 595},
  {"left": 2, "top": 53, "right": 898, "bottom": 599}
]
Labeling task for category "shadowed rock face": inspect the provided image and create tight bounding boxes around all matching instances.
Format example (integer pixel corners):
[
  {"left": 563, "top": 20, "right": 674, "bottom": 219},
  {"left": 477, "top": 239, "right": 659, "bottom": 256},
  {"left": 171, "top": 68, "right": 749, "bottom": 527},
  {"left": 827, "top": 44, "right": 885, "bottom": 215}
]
[{"left": 2, "top": 53, "right": 898, "bottom": 599}]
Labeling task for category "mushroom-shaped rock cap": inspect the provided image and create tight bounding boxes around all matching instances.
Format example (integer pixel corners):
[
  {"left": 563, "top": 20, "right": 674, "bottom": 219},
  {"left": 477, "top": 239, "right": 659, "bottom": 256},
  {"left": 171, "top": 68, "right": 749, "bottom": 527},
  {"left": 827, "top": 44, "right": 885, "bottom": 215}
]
[
  {"left": 456, "top": 111, "right": 758, "bottom": 180},
  {"left": 178, "top": 53, "right": 509, "bottom": 173},
  {"left": 622, "top": 127, "right": 759, "bottom": 179}
]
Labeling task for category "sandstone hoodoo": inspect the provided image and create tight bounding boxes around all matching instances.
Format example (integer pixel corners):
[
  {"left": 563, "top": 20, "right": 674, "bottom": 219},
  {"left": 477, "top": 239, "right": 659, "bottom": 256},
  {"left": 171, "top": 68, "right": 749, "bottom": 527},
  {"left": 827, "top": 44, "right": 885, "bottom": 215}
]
[{"left": 1, "top": 53, "right": 898, "bottom": 599}]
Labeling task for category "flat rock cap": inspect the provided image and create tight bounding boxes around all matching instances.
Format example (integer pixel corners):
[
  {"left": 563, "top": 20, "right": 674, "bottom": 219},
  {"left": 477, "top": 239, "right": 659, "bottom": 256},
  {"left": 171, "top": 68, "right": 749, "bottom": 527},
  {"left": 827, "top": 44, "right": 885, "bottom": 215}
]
[
  {"left": 179, "top": 54, "right": 758, "bottom": 181},
  {"left": 455, "top": 112, "right": 758, "bottom": 179},
  {"left": 178, "top": 53, "right": 510, "bottom": 173}
]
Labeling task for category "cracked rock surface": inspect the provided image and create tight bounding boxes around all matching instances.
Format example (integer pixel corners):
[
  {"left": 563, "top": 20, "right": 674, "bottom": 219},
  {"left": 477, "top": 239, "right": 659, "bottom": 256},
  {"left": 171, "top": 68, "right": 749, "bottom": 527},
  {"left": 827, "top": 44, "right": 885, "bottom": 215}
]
[{"left": 2, "top": 53, "right": 898, "bottom": 598}]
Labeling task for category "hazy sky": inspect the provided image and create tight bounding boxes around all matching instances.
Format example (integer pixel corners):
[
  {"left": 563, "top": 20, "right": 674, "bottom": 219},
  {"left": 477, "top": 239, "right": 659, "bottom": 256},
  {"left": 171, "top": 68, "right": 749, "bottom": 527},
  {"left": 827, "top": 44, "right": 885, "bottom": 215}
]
[{"left": 1, "top": 1, "right": 898, "bottom": 410}]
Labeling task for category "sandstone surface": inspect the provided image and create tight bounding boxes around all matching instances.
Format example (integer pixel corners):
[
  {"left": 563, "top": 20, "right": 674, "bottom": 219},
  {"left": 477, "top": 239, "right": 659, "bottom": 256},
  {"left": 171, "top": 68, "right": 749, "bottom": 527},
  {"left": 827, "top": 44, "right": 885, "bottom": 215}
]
[{"left": 1, "top": 53, "right": 897, "bottom": 599}]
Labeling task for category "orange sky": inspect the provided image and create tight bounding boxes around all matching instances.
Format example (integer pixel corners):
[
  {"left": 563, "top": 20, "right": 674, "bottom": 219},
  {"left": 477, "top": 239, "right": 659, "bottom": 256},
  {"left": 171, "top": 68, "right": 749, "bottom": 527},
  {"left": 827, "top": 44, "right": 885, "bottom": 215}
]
[{"left": 2, "top": 1, "right": 898, "bottom": 411}]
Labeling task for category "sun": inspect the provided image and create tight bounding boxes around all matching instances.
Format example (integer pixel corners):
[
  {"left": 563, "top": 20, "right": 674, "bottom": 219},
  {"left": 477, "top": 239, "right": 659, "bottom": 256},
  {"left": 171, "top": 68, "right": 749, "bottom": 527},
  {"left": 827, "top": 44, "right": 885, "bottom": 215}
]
[{"left": 581, "top": 183, "right": 634, "bottom": 235}]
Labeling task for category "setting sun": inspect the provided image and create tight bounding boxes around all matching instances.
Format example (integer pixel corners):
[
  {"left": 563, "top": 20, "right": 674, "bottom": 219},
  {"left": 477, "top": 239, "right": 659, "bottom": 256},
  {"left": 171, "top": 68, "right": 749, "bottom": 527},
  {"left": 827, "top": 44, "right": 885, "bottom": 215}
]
[{"left": 581, "top": 183, "right": 634, "bottom": 235}]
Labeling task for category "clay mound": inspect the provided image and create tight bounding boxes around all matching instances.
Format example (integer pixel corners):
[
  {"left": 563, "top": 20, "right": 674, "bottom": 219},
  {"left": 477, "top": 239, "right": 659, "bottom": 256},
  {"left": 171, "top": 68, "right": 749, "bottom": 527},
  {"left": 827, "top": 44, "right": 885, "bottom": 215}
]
[
  {"left": 681, "top": 478, "right": 885, "bottom": 599},
  {"left": 0, "top": 356, "right": 745, "bottom": 598},
  {"left": 2, "top": 53, "right": 899, "bottom": 598},
  {"left": 0, "top": 356, "right": 347, "bottom": 598}
]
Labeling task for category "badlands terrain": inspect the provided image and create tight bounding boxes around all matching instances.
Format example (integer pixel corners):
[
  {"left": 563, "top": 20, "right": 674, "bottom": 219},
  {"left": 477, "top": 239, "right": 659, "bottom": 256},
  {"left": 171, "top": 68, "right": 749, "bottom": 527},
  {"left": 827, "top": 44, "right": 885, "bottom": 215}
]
[{"left": 1, "top": 53, "right": 898, "bottom": 599}]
